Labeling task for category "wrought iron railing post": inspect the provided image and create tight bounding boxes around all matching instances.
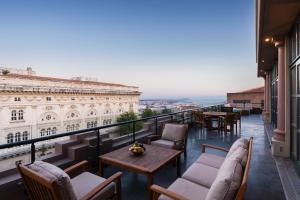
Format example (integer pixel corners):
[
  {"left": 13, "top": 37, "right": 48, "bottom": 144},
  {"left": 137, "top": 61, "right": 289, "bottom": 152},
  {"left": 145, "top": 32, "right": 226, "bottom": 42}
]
[
  {"left": 97, "top": 129, "right": 101, "bottom": 157},
  {"left": 31, "top": 143, "right": 35, "bottom": 163},
  {"left": 182, "top": 112, "right": 185, "bottom": 123},
  {"left": 171, "top": 115, "right": 173, "bottom": 122},
  {"left": 155, "top": 117, "right": 158, "bottom": 135},
  {"left": 132, "top": 122, "right": 136, "bottom": 143}
]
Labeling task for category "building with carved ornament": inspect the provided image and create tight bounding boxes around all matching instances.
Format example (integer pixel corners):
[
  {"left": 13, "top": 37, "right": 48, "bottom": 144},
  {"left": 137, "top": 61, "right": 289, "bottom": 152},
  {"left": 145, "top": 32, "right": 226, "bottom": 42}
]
[{"left": 0, "top": 67, "right": 140, "bottom": 153}]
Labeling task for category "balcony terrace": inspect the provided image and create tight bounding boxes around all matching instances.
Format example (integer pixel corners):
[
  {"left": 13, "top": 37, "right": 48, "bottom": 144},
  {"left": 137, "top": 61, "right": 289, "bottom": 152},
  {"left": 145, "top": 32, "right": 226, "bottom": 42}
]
[{"left": 0, "top": 110, "right": 290, "bottom": 200}]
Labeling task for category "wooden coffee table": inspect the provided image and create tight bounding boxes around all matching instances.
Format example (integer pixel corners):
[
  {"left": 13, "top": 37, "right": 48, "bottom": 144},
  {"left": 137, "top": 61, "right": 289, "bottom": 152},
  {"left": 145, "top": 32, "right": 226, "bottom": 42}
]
[{"left": 99, "top": 144, "right": 181, "bottom": 200}]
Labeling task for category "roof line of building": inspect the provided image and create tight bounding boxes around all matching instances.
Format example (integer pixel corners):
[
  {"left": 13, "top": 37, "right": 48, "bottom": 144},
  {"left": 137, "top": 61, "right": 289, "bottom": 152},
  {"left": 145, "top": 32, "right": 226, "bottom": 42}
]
[{"left": 1, "top": 73, "right": 138, "bottom": 88}]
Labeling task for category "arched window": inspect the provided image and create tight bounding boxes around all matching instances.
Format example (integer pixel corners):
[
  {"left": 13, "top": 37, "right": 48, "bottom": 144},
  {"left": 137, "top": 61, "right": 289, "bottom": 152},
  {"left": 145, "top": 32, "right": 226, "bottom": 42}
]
[
  {"left": 40, "top": 129, "right": 46, "bottom": 137},
  {"left": 18, "top": 110, "right": 24, "bottom": 120},
  {"left": 11, "top": 110, "right": 17, "bottom": 121},
  {"left": 93, "top": 121, "right": 97, "bottom": 127},
  {"left": 52, "top": 127, "right": 57, "bottom": 135},
  {"left": 46, "top": 128, "right": 51, "bottom": 136},
  {"left": 75, "top": 124, "right": 80, "bottom": 130},
  {"left": 87, "top": 122, "right": 91, "bottom": 128},
  {"left": 15, "top": 132, "right": 21, "bottom": 142},
  {"left": 66, "top": 125, "right": 71, "bottom": 132},
  {"left": 7, "top": 133, "right": 14, "bottom": 144},
  {"left": 22, "top": 131, "right": 28, "bottom": 141}
]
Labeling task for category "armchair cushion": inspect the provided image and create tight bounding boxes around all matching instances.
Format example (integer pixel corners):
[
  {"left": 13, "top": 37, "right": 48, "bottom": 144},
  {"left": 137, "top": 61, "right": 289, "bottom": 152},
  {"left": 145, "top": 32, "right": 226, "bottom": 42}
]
[
  {"left": 71, "top": 172, "right": 115, "bottom": 200},
  {"left": 161, "top": 123, "right": 187, "bottom": 142},
  {"left": 205, "top": 158, "right": 243, "bottom": 200},
  {"left": 28, "top": 161, "right": 76, "bottom": 200},
  {"left": 182, "top": 163, "right": 218, "bottom": 188},
  {"left": 227, "top": 138, "right": 248, "bottom": 157},
  {"left": 151, "top": 140, "right": 176, "bottom": 149},
  {"left": 228, "top": 146, "right": 248, "bottom": 167},
  {"left": 159, "top": 178, "right": 209, "bottom": 200},
  {"left": 196, "top": 153, "right": 226, "bottom": 169}
]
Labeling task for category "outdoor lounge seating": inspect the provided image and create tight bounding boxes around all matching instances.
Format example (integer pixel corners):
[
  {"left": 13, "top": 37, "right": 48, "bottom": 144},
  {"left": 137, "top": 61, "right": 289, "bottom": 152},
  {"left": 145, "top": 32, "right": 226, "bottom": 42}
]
[
  {"left": 148, "top": 123, "right": 189, "bottom": 157},
  {"left": 151, "top": 137, "right": 253, "bottom": 200},
  {"left": 17, "top": 160, "right": 122, "bottom": 200}
]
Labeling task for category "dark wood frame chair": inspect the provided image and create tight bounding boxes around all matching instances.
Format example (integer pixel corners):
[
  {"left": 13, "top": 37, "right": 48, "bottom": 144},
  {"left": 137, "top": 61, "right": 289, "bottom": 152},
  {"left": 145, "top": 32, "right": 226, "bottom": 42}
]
[
  {"left": 17, "top": 160, "right": 122, "bottom": 200},
  {"left": 151, "top": 137, "right": 253, "bottom": 200},
  {"left": 148, "top": 123, "right": 189, "bottom": 157}
]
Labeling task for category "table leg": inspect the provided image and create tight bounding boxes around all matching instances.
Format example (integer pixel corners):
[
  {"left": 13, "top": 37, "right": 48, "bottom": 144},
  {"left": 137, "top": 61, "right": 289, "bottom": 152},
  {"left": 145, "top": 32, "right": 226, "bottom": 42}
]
[
  {"left": 147, "top": 174, "right": 154, "bottom": 200},
  {"left": 177, "top": 156, "right": 181, "bottom": 177},
  {"left": 99, "top": 159, "right": 103, "bottom": 176}
]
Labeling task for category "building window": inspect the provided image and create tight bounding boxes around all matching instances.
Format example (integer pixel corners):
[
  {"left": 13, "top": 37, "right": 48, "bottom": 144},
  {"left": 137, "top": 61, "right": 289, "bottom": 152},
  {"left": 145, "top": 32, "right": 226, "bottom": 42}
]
[
  {"left": 71, "top": 97, "right": 75, "bottom": 100},
  {"left": 11, "top": 110, "right": 17, "bottom": 121},
  {"left": 7, "top": 133, "right": 14, "bottom": 144},
  {"left": 87, "top": 122, "right": 91, "bottom": 128},
  {"left": 46, "top": 128, "right": 51, "bottom": 136},
  {"left": 22, "top": 131, "right": 28, "bottom": 141},
  {"left": 14, "top": 97, "right": 21, "bottom": 101},
  {"left": 66, "top": 125, "right": 70, "bottom": 132},
  {"left": 46, "top": 115, "right": 52, "bottom": 120},
  {"left": 18, "top": 110, "right": 24, "bottom": 120},
  {"left": 40, "top": 129, "right": 46, "bottom": 137},
  {"left": 46, "top": 97, "right": 51, "bottom": 101},
  {"left": 90, "top": 97, "right": 94, "bottom": 100},
  {"left": 52, "top": 127, "right": 57, "bottom": 134},
  {"left": 15, "top": 132, "right": 21, "bottom": 142}
]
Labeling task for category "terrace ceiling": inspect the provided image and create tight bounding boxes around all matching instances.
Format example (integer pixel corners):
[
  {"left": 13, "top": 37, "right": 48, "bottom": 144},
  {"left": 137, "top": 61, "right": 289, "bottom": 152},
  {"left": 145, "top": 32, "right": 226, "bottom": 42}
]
[{"left": 256, "top": 0, "right": 300, "bottom": 77}]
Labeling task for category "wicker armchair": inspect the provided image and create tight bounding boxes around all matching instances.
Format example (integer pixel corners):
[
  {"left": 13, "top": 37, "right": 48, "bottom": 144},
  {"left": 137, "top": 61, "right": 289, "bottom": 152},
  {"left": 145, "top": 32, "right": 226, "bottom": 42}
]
[{"left": 17, "top": 160, "right": 122, "bottom": 200}]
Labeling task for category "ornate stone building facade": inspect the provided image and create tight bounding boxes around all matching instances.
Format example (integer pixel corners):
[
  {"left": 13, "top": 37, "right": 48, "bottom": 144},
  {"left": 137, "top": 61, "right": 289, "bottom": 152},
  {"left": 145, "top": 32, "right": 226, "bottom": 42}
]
[{"left": 0, "top": 68, "right": 140, "bottom": 154}]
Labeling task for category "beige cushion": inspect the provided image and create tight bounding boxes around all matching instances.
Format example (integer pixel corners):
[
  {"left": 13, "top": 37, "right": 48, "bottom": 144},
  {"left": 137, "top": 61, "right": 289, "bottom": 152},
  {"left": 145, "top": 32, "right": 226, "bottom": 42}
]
[
  {"left": 205, "top": 158, "right": 243, "bottom": 200},
  {"left": 71, "top": 172, "right": 115, "bottom": 200},
  {"left": 228, "top": 146, "right": 248, "bottom": 167},
  {"left": 196, "top": 153, "right": 226, "bottom": 169},
  {"left": 151, "top": 139, "right": 175, "bottom": 149},
  {"left": 182, "top": 163, "right": 218, "bottom": 188},
  {"left": 227, "top": 138, "right": 248, "bottom": 157},
  {"left": 159, "top": 178, "right": 209, "bottom": 200},
  {"left": 161, "top": 123, "right": 187, "bottom": 141},
  {"left": 28, "top": 161, "right": 76, "bottom": 200}
]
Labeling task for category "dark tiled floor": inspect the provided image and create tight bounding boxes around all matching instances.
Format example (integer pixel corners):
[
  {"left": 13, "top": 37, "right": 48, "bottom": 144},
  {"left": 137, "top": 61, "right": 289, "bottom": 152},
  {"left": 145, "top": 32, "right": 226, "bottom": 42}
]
[{"left": 102, "top": 114, "right": 286, "bottom": 200}]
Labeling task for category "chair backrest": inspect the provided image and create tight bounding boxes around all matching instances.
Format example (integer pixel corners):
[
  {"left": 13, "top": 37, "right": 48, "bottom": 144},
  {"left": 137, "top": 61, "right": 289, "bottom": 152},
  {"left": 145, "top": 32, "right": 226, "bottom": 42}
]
[
  {"left": 194, "top": 111, "right": 204, "bottom": 122},
  {"left": 17, "top": 164, "right": 61, "bottom": 200},
  {"left": 235, "top": 137, "right": 253, "bottom": 200},
  {"left": 161, "top": 123, "right": 188, "bottom": 142},
  {"left": 225, "top": 113, "right": 235, "bottom": 124}
]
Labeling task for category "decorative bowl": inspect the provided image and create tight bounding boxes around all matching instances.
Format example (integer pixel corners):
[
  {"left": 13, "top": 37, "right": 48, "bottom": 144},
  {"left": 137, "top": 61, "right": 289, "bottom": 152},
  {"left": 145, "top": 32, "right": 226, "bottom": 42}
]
[{"left": 129, "top": 142, "right": 146, "bottom": 155}]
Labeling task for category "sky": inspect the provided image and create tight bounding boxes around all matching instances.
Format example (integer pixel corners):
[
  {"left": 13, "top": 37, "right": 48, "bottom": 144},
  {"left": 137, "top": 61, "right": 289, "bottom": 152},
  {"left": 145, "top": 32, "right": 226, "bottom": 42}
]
[{"left": 0, "top": 0, "right": 263, "bottom": 98}]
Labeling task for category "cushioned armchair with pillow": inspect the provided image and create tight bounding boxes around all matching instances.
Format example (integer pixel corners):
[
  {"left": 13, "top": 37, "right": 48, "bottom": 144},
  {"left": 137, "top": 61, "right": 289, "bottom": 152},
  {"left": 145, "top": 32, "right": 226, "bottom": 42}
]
[
  {"left": 17, "top": 160, "right": 122, "bottom": 200},
  {"left": 149, "top": 123, "right": 188, "bottom": 157}
]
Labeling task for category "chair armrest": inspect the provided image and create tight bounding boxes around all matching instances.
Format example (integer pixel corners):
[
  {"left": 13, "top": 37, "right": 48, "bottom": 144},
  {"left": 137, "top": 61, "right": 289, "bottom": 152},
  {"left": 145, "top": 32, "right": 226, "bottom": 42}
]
[
  {"left": 150, "top": 185, "right": 188, "bottom": 200},
  {"left": 80, "top": 172, "right": 123, "bottom": 200},
  {"left": 201, "top": 144, "right": 229, "bottom": 153},
  {"left": 64, "top": 160, "right": 89, "bottom": 177},
  {"left": 173, "top": 139, "right": 184, "bottom": 146},
  {"left": 147, "top": 135, "right": 161, "bottom": 144}
]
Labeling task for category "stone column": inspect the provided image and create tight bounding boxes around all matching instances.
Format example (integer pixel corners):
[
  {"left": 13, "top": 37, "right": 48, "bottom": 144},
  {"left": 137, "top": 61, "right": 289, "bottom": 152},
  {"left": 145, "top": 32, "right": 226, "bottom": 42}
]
[{"left": 273, "top": 41, "right": 285, "bottom": 141}]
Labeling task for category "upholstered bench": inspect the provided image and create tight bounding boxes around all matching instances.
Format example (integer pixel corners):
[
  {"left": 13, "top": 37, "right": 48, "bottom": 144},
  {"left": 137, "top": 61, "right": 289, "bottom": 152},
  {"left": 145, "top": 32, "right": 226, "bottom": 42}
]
[{"left": 151, "top": 137, "right": 253, "bottom": 200}]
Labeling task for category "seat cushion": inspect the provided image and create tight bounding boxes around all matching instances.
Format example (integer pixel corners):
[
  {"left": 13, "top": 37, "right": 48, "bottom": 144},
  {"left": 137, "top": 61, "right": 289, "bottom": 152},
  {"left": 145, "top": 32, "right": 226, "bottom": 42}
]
[
  {"left": 227, "top": 138, "right": 248, "bottom": 157},
  {"left": 205, "top": 157, "right": 243, "bottom": 200},
  {"left": 28, "top": 161, "right": 76, "bottom": 200},
  {"left": 151, "top": 139, "right": 175, "bottom": 149},
  {"left": 71, "top": 172, "right": 115, "bottom": 200},
  {"left": 196, "top": 153, "right": 226, "bottom": 169},
  {"left": 159, "top": 178, "right": 209, "bottom": 200},
  {"left": 161, "top": 123, "right": 187, "bottom": 141},
  {"left": 182, "top": 163, "right": 218, "bottom": 188}
]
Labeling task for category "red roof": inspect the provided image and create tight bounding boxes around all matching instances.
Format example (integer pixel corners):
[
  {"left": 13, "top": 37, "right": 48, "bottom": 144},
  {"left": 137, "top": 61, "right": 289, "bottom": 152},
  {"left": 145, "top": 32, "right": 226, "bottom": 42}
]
[{"left": 2, "top": 73, "right": 138, "bottom": 88}]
